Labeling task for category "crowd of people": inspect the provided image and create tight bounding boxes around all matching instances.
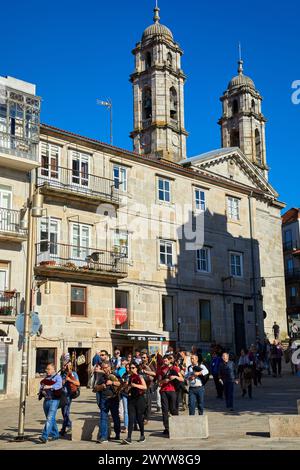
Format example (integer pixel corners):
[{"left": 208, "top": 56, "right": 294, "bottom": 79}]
[{"left": 37, "top": 334, "right": 300, "bottom": 445}]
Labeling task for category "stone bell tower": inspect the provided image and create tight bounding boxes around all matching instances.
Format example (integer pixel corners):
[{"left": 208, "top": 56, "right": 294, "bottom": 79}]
[
  {"left": 130, "top": 3, "right": 188, "bottom": 162},
  {"left": 219, "top": 59, "right": 269, "bottom": 179}
]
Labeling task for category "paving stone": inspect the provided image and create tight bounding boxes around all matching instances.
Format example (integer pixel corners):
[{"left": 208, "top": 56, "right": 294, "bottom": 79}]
[
  {"left": 269, "top": 415, "right": 300, "bottom": 438},
  {"left": 169, "top": 415, "right": 209, "bottom": 439}
]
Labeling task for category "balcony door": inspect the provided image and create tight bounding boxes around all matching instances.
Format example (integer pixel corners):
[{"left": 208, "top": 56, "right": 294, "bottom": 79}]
[
  {"left": 71, "top": 151, "right": 89, "bottom": 188},
  {"left": 71, "top": 224, "right": 90, "bottom": 264},
  {"left": 0, "top": 269, "right": 8, "bottom": 291},
  {"left": 38, "top": 218, "right": 60, "bottom": 263},
  {"left": 40, "top": 143, "right": 59, "bottom": 181},
  {"left": 0, "top": 186, "right": 12, "bottom": 232}
]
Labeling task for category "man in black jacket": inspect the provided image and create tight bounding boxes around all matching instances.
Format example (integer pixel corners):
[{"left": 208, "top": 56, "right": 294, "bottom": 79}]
[{"left": 219, "top": 353, "right": 238, "bottom": 411}]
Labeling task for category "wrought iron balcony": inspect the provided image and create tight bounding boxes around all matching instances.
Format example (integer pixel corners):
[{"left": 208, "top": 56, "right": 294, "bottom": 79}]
[
  {"left": 0, "top": 207, "right": 27, "bottom": 242},
  {"left": 0, "top": 132, "right": 40, "bottom": 170},
  {"left": 0, "top": 290, "right": 20, "bottom": 322},
  {"left": 35, "top": 242, "right": 128, "bottom": 282},
  {"left": 36, "top": 166, "right": 120, "bottom": 205}
]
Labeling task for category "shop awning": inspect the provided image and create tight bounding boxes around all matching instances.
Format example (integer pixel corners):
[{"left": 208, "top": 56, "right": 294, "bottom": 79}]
[{"left": 111, "top": 329, "right": 166, "bottom": 342}]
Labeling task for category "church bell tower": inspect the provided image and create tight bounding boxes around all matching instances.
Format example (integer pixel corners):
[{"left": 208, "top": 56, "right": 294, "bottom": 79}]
[
  {"left": 219, "top": 58, "right": 269, "bottom": 179},
  {"left": 130, "top": 3, "right": 188, "bottom": 162}
]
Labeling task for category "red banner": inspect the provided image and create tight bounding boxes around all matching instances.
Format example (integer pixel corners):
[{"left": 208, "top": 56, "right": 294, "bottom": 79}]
[{"left": 115, "top": 308, "right": 128, "bottom": 326}]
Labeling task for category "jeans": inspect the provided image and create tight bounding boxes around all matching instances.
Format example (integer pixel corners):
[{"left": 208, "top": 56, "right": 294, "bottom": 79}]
[
  {"left": 213, "top": 375, "right": 223, "bottom": 398},
  {"left": 42, "top": 399, "right": 60, "bottom": 441},
  {"left": 144, "top": 389, "right": 152, "bottom": 421},
  {"left": 188, "top": 386, "right": 205, "bottom": 415},
  {"left": 224, "top": 381, "right": 234, "bottom": 409},
  {"left": 121, "top": 394, "right": 129, "bottom": 428},
  {"left": 271, "top": 358, "right": 282, "bottom": 376},
  {"left": 61, "top": 396, "right": 72, "bottom": 430},
  {"left": 161, "top": 391, "right": 178, "bottom": 431},
  {"left": 97, "top": 393, "right": 121, "bottom": 440},
  {"left": 128, "top": 395, "right": 146, "bottom": 439}
]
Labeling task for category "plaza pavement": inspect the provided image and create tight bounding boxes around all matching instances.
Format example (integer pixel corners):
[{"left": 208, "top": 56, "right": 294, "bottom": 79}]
[{"left": 0, "top": 363, "right": 299, "bottom": 450}]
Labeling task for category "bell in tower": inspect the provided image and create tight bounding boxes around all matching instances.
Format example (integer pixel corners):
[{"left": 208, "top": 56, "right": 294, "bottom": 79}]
[{"left": 130, "top": 2, "right": 188, "bottom": 163}]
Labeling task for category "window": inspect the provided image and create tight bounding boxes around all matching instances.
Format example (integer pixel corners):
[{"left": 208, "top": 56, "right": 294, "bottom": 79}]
[
  {"left": 158, "top": 177, "right": 171, "bottom": 203},
  {"left": 162, "top": 295, "right": 174, "bottom": 332},
  {"left": 195, "top": 188, "right": 206, "bottom": 211},
  {"left": 71, "top": 224, "right": 90, "bottom": 260},
  {"left": 196, "top": 248, "right": 211, "bottom": 273},
  {"left": 35, "top": 348, "right": 56, "bottom": 374},
  {"left": 113, "top": 230, "right": 129, "bottom": 258},
  {"left": 40, "top": 218, "right": 60, "bottom": 256},
  {"left": 115, "top": 290, "right": 129, "bottom": 329},
  {"left": 170, "top": 87, "right": 178, "bottom": 120},
  {"left": 287, "top": 258, "right": 294, "bottom": 273},
  {"left": 71, "top": 286, "right": 87, "bottom": 316},
  {"left": 230, "top": 252, "right": 243, "bottom": 277},
  {"left": 251, "top": 99, "right": 256, "bottom": 112},
  {"left": 232, "top": 99, "right": 239, "bottom": 115},
  {"left": 71, "top": 151, "right": 89, "bottom": 187},
  {"left": 160, "top": 240, "right": 173, "bottom": 267},
  {"left": 230, "top": 130, "right": 240, "bottom": 147},
  {"left": 199, "top": 300, "right": 211, "bottom": 342},
  {"left": 143, "top": 87, "right": 152, "bottom": 120},
  {"left": 290, "top": 287, "right": 297, "bottom": 305},
  {"left": 0, "top": 185, "right": 12, "bottom": 232},
  {"left": 167, "top": 52, "right": 173, "bottom": 68},
  {"left": 113, "top": 165, "right": 127, "bottom": 191},
  {"left": 227, "top": 196, "right": 240, "bottom": 221},
  {"left": 284, "top": 230, "right": 293, "bottom": 250},
  {"left": 255, "top": 129, "right": 262, "bottom": 165},
  {"left": 145, "top": 52, "right": 152, "bottom": 69},
  {"left": 0, "top": 263, "right": 9, "bottom": 291},
  {"left": 41, "top": 142, "right": 59, "bottom": 179}
]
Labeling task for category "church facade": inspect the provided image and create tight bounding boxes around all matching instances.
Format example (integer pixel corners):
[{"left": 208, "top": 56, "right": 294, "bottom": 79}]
[{"left": 0, "top": 5, "right": 286, "bottom": 398}]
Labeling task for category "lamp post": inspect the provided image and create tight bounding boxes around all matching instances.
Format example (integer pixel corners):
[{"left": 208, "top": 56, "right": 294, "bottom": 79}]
[
  {"left": 16, "top": 173, "right": 44, "bottom": 440},
  {"left": 177, "top": 316, "right": 182, "bottom": 346}
]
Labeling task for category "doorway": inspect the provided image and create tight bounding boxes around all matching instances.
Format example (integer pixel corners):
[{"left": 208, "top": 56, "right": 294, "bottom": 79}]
[
  {"left": 233, "top": 303, "right": 246, "bottom": 355},
  {"left": 68, "top": 348, "right": 91, "bottom": 386}
]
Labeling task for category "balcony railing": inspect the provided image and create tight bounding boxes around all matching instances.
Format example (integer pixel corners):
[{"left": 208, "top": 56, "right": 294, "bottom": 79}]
[
  {"left": 0, "top": 131, "right": 39, "bottom": 162},
  {"left": 0, "top": 291, "right": 19, "bottom": 317},
  {"left": 285, "top": 269, "right": 300, "bottom": 281},
  {"left": 283, "top": 240, "right": 299, "bottom": 252},
  {"left": 37, "top": 166, "right": 119, "bottom": 204},
  {"left": 0, "top": 208, "right": 27, "bottom": 237},
  {"left": 35, "top": 242, "right": 128, "bottom": 278}
]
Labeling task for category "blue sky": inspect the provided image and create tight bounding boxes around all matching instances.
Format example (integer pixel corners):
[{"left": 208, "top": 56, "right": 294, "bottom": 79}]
[{"left": 2, "top": 0, "right": 299, "bottom": 209}]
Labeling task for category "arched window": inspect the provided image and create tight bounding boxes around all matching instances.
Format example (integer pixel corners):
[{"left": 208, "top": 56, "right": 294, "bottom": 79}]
[
  {"left": 145, "top": 52, "right": 152, "bottom": 69},
  {"left": 167, "top": 52, "right": 173, "bottom": 68},
  {"left": 251, "top": 99, "right": 256, "bottom": 113},
  {"left": 143, "top": 87, "right": 152, "bottom": 120},
  {"left": 232, "top": 99, "right": 239, "bottom": 115},
  {"left": 230, "top": 129, "right": 240, "bottom": 147},
  {"left": 170, "top": 87, "right": 178, "bottom": 120},
  {"left": 255, "top": 129, "right": 262, "bottom": 165}
]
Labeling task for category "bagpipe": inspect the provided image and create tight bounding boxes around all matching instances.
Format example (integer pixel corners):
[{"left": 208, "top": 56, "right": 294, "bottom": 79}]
[{"left": 38, "top": 370, "right": 62, "bottom": 400}]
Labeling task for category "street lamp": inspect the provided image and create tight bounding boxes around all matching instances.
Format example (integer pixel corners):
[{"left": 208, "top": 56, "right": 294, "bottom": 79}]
[
  {"left": 16, "top": 177, "right": 44, "bottom": 441},
  {"left": 96, "top": 98, "right": 113, "bottom": 145}
]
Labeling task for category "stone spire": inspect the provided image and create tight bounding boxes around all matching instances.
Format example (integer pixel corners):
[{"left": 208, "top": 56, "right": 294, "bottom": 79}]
[{"left": 153, "top": 0, "right": 160, "bottom": 23}]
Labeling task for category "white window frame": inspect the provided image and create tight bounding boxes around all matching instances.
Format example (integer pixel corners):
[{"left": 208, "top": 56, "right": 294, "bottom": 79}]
[
  {"left": 227, "top": 196, "right": 240, "bottom": 221},
  {"left": 196, "top": 247, "right": 211, "bottom": 273},
  {"left": 230, "top": 251, "right": 243, "bottom": 278},
  {"left": 113, "top": 165, "right": 127, "bottom": 192},
  {"left": 194, "top": 188, "right": 206, "bottom": 211},
  {"left": 0, "top": 266, "right": 9, "bottom": 291},
  {"left": 40, "top": 142, "right": 60, "bottom": 180},
  {"left": 0, "top": 185, "right": 12, "bottom": 209},
  {"left": 113, "top": 229, "right": 129, "bottom": 258},
  {"left": 39, "top": 217, "right": 60, "bottom": 259},
  {"left": 158, "top": 177, "right": 171, "bottom": 203},
  {"left": 159, "top": 239, "right": 174, "bottom": 267},
  {"left": 70, "top": 150, "right": 90, "bottom": 187},
  {"left": 71, "top": 223, "right": 91, "bottom": 261}
]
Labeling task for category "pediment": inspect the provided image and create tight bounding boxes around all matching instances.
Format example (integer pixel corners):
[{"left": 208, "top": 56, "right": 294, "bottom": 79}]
[{"left": 183, "top": 148, "right": 278, "bottom": 198}]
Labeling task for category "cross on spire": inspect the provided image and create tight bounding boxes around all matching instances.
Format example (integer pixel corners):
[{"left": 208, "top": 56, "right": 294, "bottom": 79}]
[
  {"left": 153, "top": 0, "right": 160, "bottom": 23},
  {"left": 238, "top": 42, "right": 244, "bottom": 75}
]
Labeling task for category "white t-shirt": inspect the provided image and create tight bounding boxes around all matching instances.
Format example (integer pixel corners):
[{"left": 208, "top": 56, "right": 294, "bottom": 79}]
[{"left": 186, "top": 364, "right": 209, "bottom": 387}]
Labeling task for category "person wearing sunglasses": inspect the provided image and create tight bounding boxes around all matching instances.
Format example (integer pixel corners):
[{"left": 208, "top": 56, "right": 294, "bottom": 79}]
[{"left": 122, "top": 363, "right": 147, "bottom": 445}]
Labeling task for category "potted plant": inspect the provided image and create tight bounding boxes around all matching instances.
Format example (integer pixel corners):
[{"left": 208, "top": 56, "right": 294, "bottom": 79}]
[
  {"left": 3, "top": 288, "right": 17, "bottom": 300},
  {"left": 40, "top": 260, "right": 57, "bottom": 267},
  {"left": 0, "top": 306, "right": 14, "bottom": 316}
]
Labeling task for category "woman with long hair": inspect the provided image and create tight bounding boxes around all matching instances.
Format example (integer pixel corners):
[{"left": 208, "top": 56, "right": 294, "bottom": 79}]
[{"left": 122, "top": 362, "right": 147, "bottom": 444}]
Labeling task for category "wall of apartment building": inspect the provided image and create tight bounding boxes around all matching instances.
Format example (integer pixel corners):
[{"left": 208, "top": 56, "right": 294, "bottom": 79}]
[{"left": 0, "top": 168, "right": 29, "bottom": 399}]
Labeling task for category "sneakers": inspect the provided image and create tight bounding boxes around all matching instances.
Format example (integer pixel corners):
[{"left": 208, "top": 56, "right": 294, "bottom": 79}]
[
  {"left": 38, "top": 437, "right": 47, "bottom": 444},
  {"left": 122, "top": 438, "right": 132, "bottom": 445},
  {"left": 97, "top": 438, "right": 108, "bottom": 444},
  {"left": 138, "top": 435, "right": 146, "bottom": 443}
]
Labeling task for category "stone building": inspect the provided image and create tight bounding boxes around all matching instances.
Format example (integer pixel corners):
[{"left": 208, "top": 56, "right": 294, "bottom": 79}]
[
  {"left": 282, "top": 208, "right": 300, "bottom": 333},
  {"left": 0, "top": 5, "right": 286, "bottom": 398}
]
